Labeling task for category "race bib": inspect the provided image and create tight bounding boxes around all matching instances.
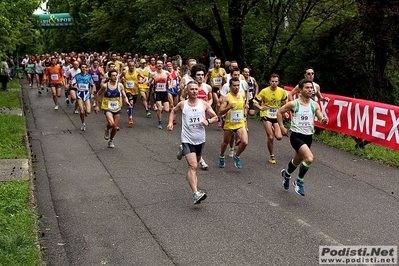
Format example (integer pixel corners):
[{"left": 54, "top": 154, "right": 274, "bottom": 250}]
[
  {"left": 267, "top": 107, "right": 277, "bottom": 117},
  {"left": 249, "top": 91, "right": 253, "bottom": 100},
  {"left": 230, "top": 110, "right": 243, "bottom": 122},
  {"left": 51, "top": 74, "right": 58, "bottom": 81},
  {"left": 92, "top": 74, "right": 99, "bottom": 82},
  {"left": 156, "top": 83, "right": 166, "bottom": 92},
  {"left": 108, "top": 101, "right": 119, "bottom": 111},
  {"left": 126, "top": 81, "right": 134, "bottom": 88},
  {"left": 298, "top": 111, "right": 311, "bottom": 126},
  {"left": 78, "top": 83, "right": 89, "bottom": 91},
  {"left": 213, "top": 77, "right": 222, "bottom": 86},
  {"left": 188, "top": 115, "right": 203, "bottom": 129}
]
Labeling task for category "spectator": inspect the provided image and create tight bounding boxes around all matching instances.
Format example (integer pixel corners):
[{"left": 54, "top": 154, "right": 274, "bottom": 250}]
[
  {"left": 1, "top": 57, "right": 11, "bottom": 91},
  {"left": 7, "top": 56, "right": 16, "bottom": 79}
]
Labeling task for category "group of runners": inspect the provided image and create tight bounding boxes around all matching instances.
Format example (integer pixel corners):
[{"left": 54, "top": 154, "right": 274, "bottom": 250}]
[{"left": 22, "top": 51, "right": 330, "bottom": 203}]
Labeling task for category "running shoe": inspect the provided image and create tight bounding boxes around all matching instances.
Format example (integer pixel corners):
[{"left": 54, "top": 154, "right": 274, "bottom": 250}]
[
  {"left": 199, "top": 159, "right": 209, "bottom": 170},
  {"left": 84, "top": 110, "right": 88, "bottom": 117},
  {"left": 228, "top": 148, "right": 234, "bottom": 158},
  {"left": 217, "top": 121, "right": 223, "bottom": 128},
  {"left": 54, "top": 105, "right": 59, "bottom": 110},
  {"left": 66, "top": 98, "right": 70, "bottom": 104},
  {"left": 108, "top": 140, "right": 115, "bottom": 148},
  {"left": 177, "top": 144, "right": 183, "bottom": 160},
  {"left": 104, "top": 128, "right": 110, "bottom": 140},
  {"left": 146, "top": 110, "right": 151, "bottom": 117},
  {"left": 269, "top": 155, "right": 276, "bottom": 164},
  {"left": 233, "top": 154, "right": 242, "bottom": 169},
  {"left": 173, "top": 119, "right": 177, "bottom": 125},
  {"left": 128, "top": 118, "right": 133, "bottom": 125},
  {"left": 38, "top": 90, "right": 42, "bottom": 94},
  {"left": 281, "top": 169, "right": 291, "bottom": 190},
  {"left": 193, "top": 191, "right": 207, "bottom": 204},
  {"left": 219, "top": 155, "right": 225, "bottom": 168},
  {"left": 80, "top": 123, "right": 86, "bottom": 131},
  {"left": 74, "top": 110, "right": 79, "bottom": 114},
  {"left": 293, "top": 180, "right": 305, "bottom": 196},
  {"left": 158, "top": 122, "right": 163, "bottom": 129}
]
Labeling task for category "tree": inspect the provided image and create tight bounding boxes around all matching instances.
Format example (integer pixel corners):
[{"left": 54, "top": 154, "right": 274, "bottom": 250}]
[{"left": 0, "top": 0, "right": 42, "bottom": 59}]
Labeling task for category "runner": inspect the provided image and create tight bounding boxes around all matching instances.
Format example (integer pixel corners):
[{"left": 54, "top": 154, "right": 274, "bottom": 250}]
[
  {"left": 71, "top": 62, "right": 95, "bottom": 131},
  {"left": 218, "top": 77, "right": 249, "bottom": 169},
  {"left": 180, "top": 63, "right": 212, "bottom": 170},
  {"left": 167, "top": 80, "right": 218, "bottom": 204},
  {"left": 205, "top": 58, "right": 226, "bottom": 127},
  {"left": 43, "top": 57, "right": 64, "bottom": 110},
  {"left": 34, "top": 55, "right": 45, "bottom": 94},
  {"left": 253, "top": 73, "right": 287, "bottom": 164},
  {"left": 120, "top": 60, "right": 145, "bottom": 125},
  {"left": 278, "top": 78, "right": 328, "bottom": 196},
  {"left": 88, "top": 59, "right": 104, "bottom": 107},
  {"left": 166, "top": 62, "right": 180, "bottom": 123},
  {"left": 95, "top": 69, "right": 130, "bottom": 148},
  {"left": 68, "top": 60, "right": 81, "bottom": 113},
  {"left": 137, "top": 58, "right": 152, "bottom": 117},
  {"left": 148, "top": 60, "right": 173, "bottom": 129}
]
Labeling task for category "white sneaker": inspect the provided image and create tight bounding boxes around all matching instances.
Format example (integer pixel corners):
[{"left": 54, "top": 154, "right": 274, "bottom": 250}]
[
  {"left": 104, "top": 128, "right": 110, "bottom": 140},
  {"left": 193, "top": 191, "right": 207, "bottom": 204},
  {"left": 80, "top": 123, "right": 86, "bottom": 131},
  {"left": 54, "top": 105, "right": 59, "bottom": 110},
  {"left": 199, "top": 159, "right": 209, "bottom": 170},
  {"left": 74, "top": 110, "right": 79, "bottom": 114},
  {"left": 228, "top": 148, "right": 234, "bottom": 158},
  {"left": 108, "top": 140, "right": 115, "bottom": 148}
]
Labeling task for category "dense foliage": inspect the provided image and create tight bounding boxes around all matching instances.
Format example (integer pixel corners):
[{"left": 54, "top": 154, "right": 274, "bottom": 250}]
[
  {"left": 0, "top": 0, "right": 42, "bottom": 60},
  {"left": 14, "top": 0, "right": 399, "bottom": 104}
]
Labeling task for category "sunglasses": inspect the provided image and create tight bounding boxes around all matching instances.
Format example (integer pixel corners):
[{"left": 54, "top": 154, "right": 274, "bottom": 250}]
[{"left": 306, "top": 72, "right": 314, "bottom": 75}]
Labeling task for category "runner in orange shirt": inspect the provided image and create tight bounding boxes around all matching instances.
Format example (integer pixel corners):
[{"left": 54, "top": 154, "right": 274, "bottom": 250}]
[{"left": 44, "top": 57, "right": 64, "bottom": 109}]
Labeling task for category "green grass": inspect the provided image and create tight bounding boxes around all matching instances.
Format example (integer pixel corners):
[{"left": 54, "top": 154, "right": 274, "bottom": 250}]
[
  {"left": 0, "top": 78, "right": 43, "bottom": 265},
  {"left": 313, "top": 130, "right": 399, "bottom": 167},
  {"left": 0, "top": 180, "right": 43, "bottom": 266},
  {"left": 8, "top": 78, "right": 22, "bottom": 89},
  {"left": 0, "top": 90, "right": 21, "bottom": 109},
  {"left": 0, "top": 115, "right": 27, "bottom": 159}
]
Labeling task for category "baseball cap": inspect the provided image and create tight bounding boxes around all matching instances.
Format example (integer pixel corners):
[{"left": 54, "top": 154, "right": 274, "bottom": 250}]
[{"left": 140, "top": 59, "right": 146, "bottom": 63}]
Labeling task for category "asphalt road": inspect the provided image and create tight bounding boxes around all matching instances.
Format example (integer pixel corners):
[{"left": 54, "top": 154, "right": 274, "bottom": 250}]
[{"left": 22, "top": 78, "right": 398, "bottom": 266}]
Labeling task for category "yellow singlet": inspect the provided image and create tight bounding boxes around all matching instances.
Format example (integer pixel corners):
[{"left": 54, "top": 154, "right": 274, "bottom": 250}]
[
  {"left": 224, "top": 93, "right": 246, "bottom": 130},
  {"left": 124, "top": 69, "right": 139, "bottom": 95}
]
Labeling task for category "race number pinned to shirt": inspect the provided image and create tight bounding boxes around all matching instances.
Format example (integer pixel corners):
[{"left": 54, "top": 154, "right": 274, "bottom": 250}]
[
  {"left": 230, "top": 110, "right": 243, "bottom": 122},
  {"left": 267, "top": 107, "right": 277, "bottom": 118},
  {"left": 213, "top": 77, "right": 222, "bottom": 86},
  {"left": 92, "top": 74, "right": 99, "bottom": 82},
  {"left": 51, "top": 74, "right": 58, "bottom": 81},
  {"left": 188, "top": 115, "right": 203, "bottom": 129},
  {"left": 78, "top": 83, "right": 89, "bottom": 91},
  {"left": 156, "top": 83, "right": 166, "bottom": 92},
  {"left": 108, "top": 101, "right": 119, "bottom": 111},
  {"left": 126, "top": 81, "right": 134, "bottom": 88}
]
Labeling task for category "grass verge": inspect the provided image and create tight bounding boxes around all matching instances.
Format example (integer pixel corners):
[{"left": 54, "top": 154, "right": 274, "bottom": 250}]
[
  {"left": 0, "top": 115, "right": 27, "bottom": 159},
  {"left": 313, "top": 130, "right": 399, "bottom": 167},
  {"left": 0, "top": 180, "right": 43, "bottom": 265},
  {"left": 0, "top": 78, "right": 43, "bottom": 265}
]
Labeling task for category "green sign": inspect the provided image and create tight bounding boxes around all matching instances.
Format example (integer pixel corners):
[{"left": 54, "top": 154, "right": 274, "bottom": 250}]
[{"left": 37, "top": 13, "right": 74, "bottom": 28}]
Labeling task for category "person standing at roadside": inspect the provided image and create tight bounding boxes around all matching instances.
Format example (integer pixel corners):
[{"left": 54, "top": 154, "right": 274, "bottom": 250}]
[
  {"left": 167, "top": 80, "right": 218, "bottom": 204},
  {"left": 43, "top": 57, "right": 64, "bottom": 110},
  {"left": 278, "top": 78, "right": 328, "bottom": 196},
  {"left": 0, "top": 57, "right": 10, "bottom": 91},
  {"left": 95, "top": 69, "right": 130, "bottom": 148}
]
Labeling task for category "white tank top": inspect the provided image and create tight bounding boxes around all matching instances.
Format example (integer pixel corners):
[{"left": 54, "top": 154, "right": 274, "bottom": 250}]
[{"left": 181, "top": 100, "right": 206, "bottom": 145}]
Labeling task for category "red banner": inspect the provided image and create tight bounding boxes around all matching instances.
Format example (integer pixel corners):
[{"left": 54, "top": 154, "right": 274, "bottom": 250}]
[{"left": 284, "top": 86, "right": 399, "bottom": 151}]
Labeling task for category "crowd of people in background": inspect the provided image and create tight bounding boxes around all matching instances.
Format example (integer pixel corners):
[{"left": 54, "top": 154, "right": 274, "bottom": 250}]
[{"left": 4, "top": 49, "right": 328, "bottom": 203}]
